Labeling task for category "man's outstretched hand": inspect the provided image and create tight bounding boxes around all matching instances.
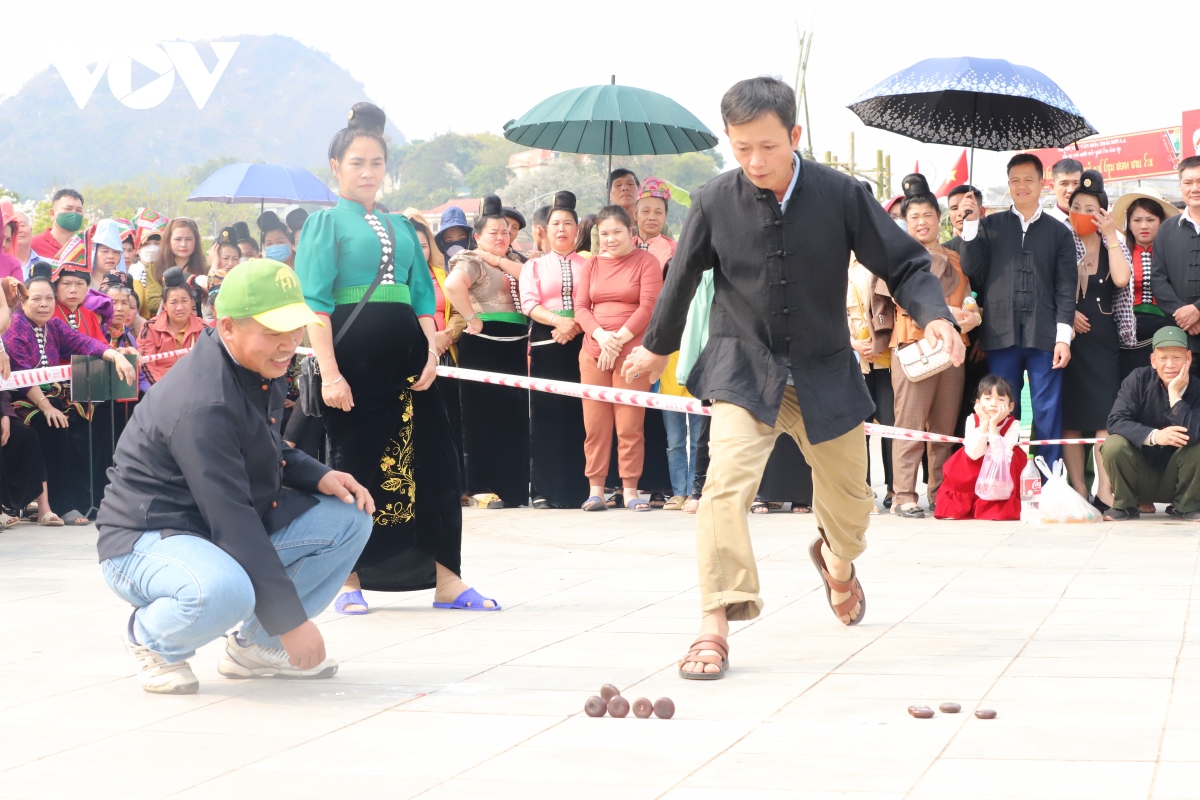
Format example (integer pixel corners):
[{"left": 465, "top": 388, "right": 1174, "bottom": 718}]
[{"left": 620, "top": 346, "right": 670, "bottom": 384}]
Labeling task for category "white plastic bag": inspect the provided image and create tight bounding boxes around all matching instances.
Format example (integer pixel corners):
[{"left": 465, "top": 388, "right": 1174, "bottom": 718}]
[
  {"left": 975, "top": 434, "right": 1014, "bottom": 501},
  {"left": 1033, "top": 456, "right": 1099, "bottom": 524}
]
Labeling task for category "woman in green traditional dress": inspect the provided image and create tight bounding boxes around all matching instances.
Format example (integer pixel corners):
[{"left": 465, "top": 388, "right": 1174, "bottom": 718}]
[{"left": 295, "top": 103, "right": 498, "bottom": 614}]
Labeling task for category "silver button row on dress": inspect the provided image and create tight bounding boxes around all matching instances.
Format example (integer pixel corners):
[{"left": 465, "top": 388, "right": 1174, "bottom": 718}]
[{"left": 364, "top": 213, "right": 397, "bottom": 285}]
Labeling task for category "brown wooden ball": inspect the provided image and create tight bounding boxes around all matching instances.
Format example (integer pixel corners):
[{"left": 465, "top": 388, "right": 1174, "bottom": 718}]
[
  {"left": 608, "top": 696, "right": 630, "bottom": 718},
  {"left": 600, "top": 683, "right": 620, "bottom": 703},
  {"left": 632, "top": 698, "right": 654, "bottom": 719},
  {"left": 584, "top": 696, "right": 607, "bottom": 717},
  {"left": 974, "top": 708, "right": 997, "bottom": 719},
  {"left": 653, "top": 697, "right": 676, "bottom": 719},
  {"left": 939, "top": 702, "right": 962, "bottom": 714}
]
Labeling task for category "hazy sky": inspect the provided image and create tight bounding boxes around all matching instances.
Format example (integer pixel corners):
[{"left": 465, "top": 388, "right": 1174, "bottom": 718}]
[{"left": 7, "top": 1, "right": 1199, "bottom": 194}]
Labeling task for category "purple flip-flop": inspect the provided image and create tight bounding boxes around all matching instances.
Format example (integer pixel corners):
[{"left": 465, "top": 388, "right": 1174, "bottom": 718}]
[
  {"left": 433, "top": 587, "right": 501, "bottom": 611},
  {"left": 334, "top": 589, "right": 369, "bottom": 615}
]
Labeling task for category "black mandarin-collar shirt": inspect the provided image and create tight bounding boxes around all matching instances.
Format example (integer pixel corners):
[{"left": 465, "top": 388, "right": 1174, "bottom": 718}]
[{"left": 96, "top": 328, "right": 330, "bottom": 636}]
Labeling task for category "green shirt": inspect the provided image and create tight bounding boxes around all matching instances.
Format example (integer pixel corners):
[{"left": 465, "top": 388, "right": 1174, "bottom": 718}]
[{"left": 294, "top": 197, "right": 436, "bottom": 317}]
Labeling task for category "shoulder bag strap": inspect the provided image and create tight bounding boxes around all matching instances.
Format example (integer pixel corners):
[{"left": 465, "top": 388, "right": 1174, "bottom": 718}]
[{"left": 332, "top": 214, "right": 395, "bottom": 347}]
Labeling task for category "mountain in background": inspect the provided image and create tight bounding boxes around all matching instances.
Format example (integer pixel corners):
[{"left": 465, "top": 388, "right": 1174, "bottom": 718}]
[{"left": 0, "top": 35, "right": 403, "bottom": 197}]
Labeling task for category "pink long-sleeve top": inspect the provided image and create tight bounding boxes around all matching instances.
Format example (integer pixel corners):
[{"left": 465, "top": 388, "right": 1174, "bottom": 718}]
[
  {"left": 519, "top": 251, "right": 586, "bottom": 316},
  {"left": 575, "top": 248, "right": 663, "bottom": 359}
]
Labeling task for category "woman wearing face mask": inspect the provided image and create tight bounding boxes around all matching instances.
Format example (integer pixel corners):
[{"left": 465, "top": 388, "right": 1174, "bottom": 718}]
[
  {"left": 442, "top": 194, "right": 530, "bottom": 510},
  {"left": 434, "top": 207, "right": 476, "bottom": 264},
  {"left": 3, "top": 262, "right": 137, "bottom": 526},
  {"left": 296, "top": 103, "right": 492, "bottom": 615},
  {"left": 1062, "top": 171, "right": 1134, "bottom": 510},
  {"left": 259, "top": 211, "right": 296, "bottom": 268},
  {"left": 129, "top": 208, "right": 168, "bottom": 315},
  {"left": 137, "top": 267, "right": 206, "bottom": 385},
  {"left": 1113, "top": 189, "right": 1179, "bottom": 379},
  {"left": 519, "top": 191, "right": 589, "bottom": 509},
  {"left": 574, "top": 206, "right": 663, "bottom": 512},
  {"left": 143, "top": 217, "right": 207, "bottom": 317}
]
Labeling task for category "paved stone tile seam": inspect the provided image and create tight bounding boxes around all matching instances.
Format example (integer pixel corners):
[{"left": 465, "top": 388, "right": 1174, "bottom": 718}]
[
  {"left": 902, "top": 525, "right": 1116, "bottom": 798},
  {"left": 1149, "top": 540, "right": 1200, "bottom": 800}
]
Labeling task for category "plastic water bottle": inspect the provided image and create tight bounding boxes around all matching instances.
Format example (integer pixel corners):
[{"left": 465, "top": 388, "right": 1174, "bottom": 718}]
[{"left": 1020, "top": 459, "right": 1041, "bottom": 518}]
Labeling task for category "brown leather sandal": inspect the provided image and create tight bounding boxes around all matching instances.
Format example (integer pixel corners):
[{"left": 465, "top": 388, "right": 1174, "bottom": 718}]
[
  {"left": 808, "top": 537, "right": 866, "bottom": 626},
  {"left": 678, "top": 633, "right": 729, "bottom": 680}
]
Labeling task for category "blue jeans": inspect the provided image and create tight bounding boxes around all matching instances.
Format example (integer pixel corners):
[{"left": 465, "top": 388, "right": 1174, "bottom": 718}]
[
  {"left": 101, "top": 494, "right": 372, "bottom": 662},
  {"left": 663, "top": 411, "right": 704, "bottom": 498},
  {"left": 987, "top": 345, "right": 1063, "bottom": 467}
]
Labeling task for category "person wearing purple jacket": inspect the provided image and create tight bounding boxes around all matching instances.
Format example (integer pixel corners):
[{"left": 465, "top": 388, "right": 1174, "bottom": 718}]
[{"left": 2, "top": 262, "right": 136, "bottom": 525}]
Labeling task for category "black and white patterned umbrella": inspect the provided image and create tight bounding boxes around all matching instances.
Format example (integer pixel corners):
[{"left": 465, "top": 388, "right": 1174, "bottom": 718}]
[{"left": 848, "top": 56, "right": 1097, "bottom": 151}]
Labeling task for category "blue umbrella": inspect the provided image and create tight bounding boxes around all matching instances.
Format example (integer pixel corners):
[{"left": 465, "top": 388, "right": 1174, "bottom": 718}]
[
  {"left": 848, "top": 57, "right": 1097, "bottom": 178},
  {"left": 188, "top": 162, "right": 338, "bottom": 207}
]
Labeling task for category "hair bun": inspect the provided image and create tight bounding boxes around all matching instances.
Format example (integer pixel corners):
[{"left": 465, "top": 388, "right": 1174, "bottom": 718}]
[
  {"left": 257, "top": 210, "right": 286, "bottom": 233},
  {"left": 901, "top": 173, "right": 932, "bottom": 199},
  {"left": 480, "top": 194, "right": 503, "bottom": 217},
  {"left": 163, "top": 266, "right": 187, "bottom": 289},
  {"left": 28, "top": 261, "right": 53, "bottom": 283},
  {"left": 551, "top": 191, "right": 577, "bottom": 212},
  {"left": 217, "top": 226, "right": 237, "bottom": 246},
  {"left": 347, "top": 102, "right": 386, "bottom": 132}
]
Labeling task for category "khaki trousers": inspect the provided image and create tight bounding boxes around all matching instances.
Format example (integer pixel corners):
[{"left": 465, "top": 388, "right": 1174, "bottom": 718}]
[
  {"left": 697, "top": 386, "right": 874, "bottom": 621},
  {"left": 890, "top": 361, "right": 965, "bottom": 507}
]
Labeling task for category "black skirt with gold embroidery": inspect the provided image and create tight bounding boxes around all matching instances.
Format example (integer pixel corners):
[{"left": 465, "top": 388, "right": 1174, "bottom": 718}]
[{"left": 324, "top": 302, "right": 463, "bottom": 591}]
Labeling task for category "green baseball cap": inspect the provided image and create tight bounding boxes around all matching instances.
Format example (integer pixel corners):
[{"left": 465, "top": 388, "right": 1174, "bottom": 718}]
[
  {"left": 1152, "top": 326, "right": 1189, "bottom": 350},
  {"left": 214, "top": 258, "right": 323, "bottom": 332}
]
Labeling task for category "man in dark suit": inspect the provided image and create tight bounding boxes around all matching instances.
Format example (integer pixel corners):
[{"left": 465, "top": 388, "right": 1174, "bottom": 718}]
[
  {"left": 1150, "top": 156, "right": 1200, "bottom": 374},
  {"left": 956, "top": 154, "right": 1077, "bottom": 467},
  {"left": 622, "top": 77, "right": 961, "bottom": 680}
]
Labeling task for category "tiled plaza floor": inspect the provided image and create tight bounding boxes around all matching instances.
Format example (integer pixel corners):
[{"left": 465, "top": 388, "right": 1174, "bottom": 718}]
[{"left": 2, "top": 502, "right": 1198, "bottom": 799}]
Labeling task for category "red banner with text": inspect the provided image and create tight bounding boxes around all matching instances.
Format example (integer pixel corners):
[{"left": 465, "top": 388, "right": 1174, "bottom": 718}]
[{"left": 1026, "top": 128, "right": 1181, "bottom": 187}]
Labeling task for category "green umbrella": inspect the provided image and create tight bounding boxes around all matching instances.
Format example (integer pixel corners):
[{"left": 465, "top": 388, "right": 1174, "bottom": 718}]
[{"left": 503, "top": 78, "right": 718, "bottom": 173}]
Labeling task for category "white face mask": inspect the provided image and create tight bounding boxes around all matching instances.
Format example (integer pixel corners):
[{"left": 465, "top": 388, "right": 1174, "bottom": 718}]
[{"left": 139, "top": 244, "right": 161, "bottom": 263}]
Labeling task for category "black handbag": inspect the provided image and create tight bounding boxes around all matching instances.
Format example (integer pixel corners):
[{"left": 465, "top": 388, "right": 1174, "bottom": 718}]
[{"left": 297, "top": 215, "right": 395, "bottom": 417}]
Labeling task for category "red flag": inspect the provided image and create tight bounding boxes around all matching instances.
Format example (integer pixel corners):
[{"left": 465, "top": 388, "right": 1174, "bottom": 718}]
[{"left": 935, "top": 151, "right": 969, "bottom": 198}]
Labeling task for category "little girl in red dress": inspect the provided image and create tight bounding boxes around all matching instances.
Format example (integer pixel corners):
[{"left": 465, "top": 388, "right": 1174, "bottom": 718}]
[{"left": 935, "top": 375, "right": 1027, "bottom": 521}]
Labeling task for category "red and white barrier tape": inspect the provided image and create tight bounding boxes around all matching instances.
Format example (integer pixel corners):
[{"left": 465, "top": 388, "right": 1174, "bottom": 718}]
[
  {"left": 0, "top": 347, "right": 192, "bottom": 391},
  {"left": 0, "top": 346, "right": 1105, "bottom": 446}
]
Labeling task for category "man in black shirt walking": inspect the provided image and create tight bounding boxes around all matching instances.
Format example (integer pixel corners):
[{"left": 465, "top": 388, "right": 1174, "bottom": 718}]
[
  {"left": 97, "top": 260, "right": 374, "bottom": 694},
  {"left": 623, "top": 77, "right": 961, "bottom": 680}
]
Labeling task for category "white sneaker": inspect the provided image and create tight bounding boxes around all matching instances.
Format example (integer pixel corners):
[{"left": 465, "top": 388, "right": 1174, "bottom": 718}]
[
  {"left": 216, "top": 633, "right": 338, "bottom": 679},
  {"left": 122, "top": 630, "right": 199, "bottom": 695}
]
